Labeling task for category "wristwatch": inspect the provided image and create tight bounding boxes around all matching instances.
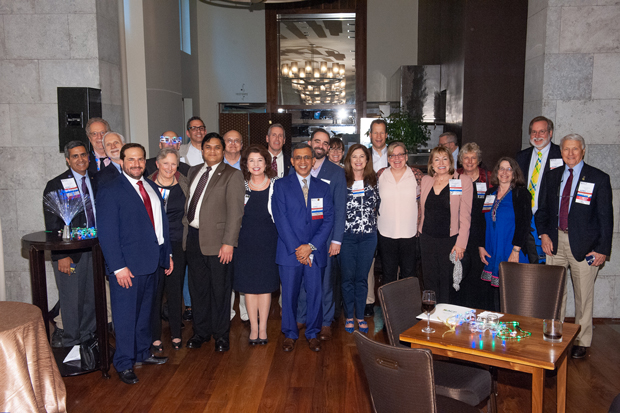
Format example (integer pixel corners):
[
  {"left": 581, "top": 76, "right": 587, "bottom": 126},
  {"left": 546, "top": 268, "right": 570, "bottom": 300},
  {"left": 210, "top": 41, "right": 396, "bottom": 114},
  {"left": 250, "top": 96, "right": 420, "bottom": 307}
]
[{"left": 308, "top": 243, "right": 317, "bottom": 251}]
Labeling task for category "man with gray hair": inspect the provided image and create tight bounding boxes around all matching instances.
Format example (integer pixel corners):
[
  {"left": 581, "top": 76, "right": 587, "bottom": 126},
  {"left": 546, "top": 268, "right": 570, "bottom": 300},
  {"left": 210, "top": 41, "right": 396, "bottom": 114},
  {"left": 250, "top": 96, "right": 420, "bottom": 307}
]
[
  {"left": 94, "top": 131, "right": 125, "bottom": 190},
  {"left": 85, "top": 117, "right": 112, "bottom": 176},
  {"left": 266, "top": 123, "right": 291, "bottom": 178},
  {"left": 438, "top": 132, "right": 459, "bottom": 167},
  {"left": 535, "top": 133, "right": 613, "bottom": 359}
]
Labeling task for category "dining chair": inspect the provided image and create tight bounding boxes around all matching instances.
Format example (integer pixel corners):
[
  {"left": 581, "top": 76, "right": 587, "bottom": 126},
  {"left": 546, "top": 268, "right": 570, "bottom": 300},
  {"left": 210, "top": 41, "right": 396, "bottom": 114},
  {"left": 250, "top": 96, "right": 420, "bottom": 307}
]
[
  {"left": 354, "top": 332, "right": 480, "bottom": 413},
  {"left": 498, "top": 262, "right": 566, "bottom": 319},
  {"left": 378, "top": 277, "right": 493, "bottom": 411}
]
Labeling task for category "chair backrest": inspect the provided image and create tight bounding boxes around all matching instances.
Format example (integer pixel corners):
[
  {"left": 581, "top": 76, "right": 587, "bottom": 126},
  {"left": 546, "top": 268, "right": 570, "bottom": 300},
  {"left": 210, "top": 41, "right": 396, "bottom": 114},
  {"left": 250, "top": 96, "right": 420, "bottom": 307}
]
[
  {"left": 354, "top": 331, "right": 437, "bottom": 413},
  {"left": 378, "top": 277, "right": 422, "bottom": 347},
  {"left": 499, "top": 262, "right": 566, "bottom": 319}
]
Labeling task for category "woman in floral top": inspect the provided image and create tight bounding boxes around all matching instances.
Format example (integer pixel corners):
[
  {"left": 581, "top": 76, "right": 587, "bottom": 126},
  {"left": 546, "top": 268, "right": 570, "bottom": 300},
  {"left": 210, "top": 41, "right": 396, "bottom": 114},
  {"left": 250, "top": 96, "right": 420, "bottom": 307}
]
[{"left": 340, "top": 144, "right": 380, "bottom": 334}]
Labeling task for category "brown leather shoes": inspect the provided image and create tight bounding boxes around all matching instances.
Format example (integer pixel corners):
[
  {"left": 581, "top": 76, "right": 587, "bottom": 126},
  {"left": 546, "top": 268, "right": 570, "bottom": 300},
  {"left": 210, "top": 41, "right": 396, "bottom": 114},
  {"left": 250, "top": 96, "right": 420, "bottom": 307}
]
[
  {"left": 307, "top": 337, "right": 321, "bottom": 352},
  {"left": 282, "top": 337, "right": 296, "bottom": 352},
  {"left": 319, "top": 325, "right": 332, "bottom": 341}
]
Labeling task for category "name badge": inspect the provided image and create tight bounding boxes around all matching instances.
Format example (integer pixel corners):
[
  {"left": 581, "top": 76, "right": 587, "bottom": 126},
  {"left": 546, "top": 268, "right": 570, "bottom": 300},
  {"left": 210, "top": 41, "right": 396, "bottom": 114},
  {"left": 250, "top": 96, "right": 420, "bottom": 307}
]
[
  {"left": 352, "top": 180, "right": 364, "bottom": 197},
  {"left": 575, "top": 182, "right": 594, "bottom": 205},
  {"left": 482, "top": 195, "right": 496, "bottom": 213},
  {"left": 550, "top": 158, "right": 563, "bottom": 170},
  {"left": 61, "top": 178, "right": 80, "bottom": 199},
  {"left": 244, "top": 194, "right": 250, "bottom": 206},
  {"left": 321, "top": 179, "right": 331, "bottom": 185},
  {"left": 311, "top": 198, "right": 324, "bottom": 220},
  {"left": 449, "top": 179, "right": 462, "bottom": 196},
  {"left": 476, "top": 182, "right": 487, "bottom": 198}
]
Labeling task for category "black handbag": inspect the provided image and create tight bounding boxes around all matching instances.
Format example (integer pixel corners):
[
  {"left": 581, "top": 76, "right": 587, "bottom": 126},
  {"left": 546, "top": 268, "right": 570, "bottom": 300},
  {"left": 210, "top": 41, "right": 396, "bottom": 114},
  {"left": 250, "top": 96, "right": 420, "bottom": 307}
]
[{"left": 80, "top": 336, "right": 100, "bottom": 371}]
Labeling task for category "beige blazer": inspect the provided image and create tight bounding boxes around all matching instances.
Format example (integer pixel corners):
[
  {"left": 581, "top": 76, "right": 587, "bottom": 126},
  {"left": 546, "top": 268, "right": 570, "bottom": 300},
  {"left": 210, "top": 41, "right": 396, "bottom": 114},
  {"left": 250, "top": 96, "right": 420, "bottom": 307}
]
[
  {"left": 183, "top": 162, "right": 245, "bottom": 255},
  {"left": 419, "top": 172, "right": 473, "bottom": 250}
]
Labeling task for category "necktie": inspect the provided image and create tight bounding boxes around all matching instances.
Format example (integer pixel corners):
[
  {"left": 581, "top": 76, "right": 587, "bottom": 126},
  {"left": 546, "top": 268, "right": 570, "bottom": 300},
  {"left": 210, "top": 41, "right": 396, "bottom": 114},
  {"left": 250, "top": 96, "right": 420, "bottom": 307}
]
[
  {"left": 302, "top": 178, "right": 309, "bottom": 206},
  {"left": 137, "top": 181, "right": 155, "bottom": 228},
  {"left": 559, "top": 168, "right": 573, "bottom": 231},
  {"left": 272, "top": 155, "right": 278, "bottom": 176},
  {"left": 187, "top": 166, "right": 212, "bottom": 223},
  {"left": 81, "top": 176, "right": 95, "bottom": 228},
  {"left": 528, "top": 151, "right": 542, "bottom": 207}
]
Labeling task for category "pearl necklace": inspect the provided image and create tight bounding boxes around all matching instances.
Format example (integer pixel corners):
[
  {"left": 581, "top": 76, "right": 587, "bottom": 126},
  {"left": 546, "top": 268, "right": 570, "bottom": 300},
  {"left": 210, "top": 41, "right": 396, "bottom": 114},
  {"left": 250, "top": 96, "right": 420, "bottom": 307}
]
[{"left": 249, "top": 175, "right": 268, "bottom": 190}]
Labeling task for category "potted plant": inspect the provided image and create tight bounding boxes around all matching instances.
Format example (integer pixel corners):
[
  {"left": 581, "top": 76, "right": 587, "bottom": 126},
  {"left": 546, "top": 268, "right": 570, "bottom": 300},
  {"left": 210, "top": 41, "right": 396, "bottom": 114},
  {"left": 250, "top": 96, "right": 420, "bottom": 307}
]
[{"left": 382, "top": 110, "right": 430, "bottom": 154}]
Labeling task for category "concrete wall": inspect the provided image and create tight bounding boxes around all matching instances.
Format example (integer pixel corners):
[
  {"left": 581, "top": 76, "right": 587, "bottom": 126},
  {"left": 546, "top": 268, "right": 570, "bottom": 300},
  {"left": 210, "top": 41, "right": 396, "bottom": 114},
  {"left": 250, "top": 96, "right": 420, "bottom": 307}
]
[
  {"left": 523, "top": 0, "right": 620, "bottom": 318},
  {"left": 0, "top": 0, "right": 123, "bottom": 304}
]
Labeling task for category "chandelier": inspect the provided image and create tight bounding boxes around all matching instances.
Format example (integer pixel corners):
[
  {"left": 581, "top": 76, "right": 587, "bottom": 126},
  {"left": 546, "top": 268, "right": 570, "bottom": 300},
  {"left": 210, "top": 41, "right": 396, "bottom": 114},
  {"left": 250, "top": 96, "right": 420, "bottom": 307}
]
[{"left": 281, "top": 44, "right": 347, "bottom": 105}]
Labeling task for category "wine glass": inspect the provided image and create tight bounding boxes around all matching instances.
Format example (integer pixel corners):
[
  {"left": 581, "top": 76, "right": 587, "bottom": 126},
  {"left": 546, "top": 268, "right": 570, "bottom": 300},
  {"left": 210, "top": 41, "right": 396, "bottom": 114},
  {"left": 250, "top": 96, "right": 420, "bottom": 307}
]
[{"left": 421, "top": 290, "right": 436, "bottom": 334}]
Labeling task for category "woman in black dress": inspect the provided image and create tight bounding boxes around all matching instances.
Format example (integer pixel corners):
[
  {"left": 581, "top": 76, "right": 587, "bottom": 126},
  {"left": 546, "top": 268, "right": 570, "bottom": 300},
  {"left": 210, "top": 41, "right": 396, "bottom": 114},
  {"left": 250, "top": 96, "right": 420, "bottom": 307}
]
[
  {"left": 148, "top": 147, "right": 188, "bottom": 351},
  {"left": 234, "top": 145, "right": 279, "bottom": 345}
]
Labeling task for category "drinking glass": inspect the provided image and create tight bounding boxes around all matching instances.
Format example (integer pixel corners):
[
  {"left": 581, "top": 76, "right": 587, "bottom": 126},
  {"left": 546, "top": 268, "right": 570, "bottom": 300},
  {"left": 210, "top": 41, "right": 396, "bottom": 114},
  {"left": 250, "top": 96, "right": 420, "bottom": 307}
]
[{"left": 421, "top": 290, "right": 436, "bottom": 334}]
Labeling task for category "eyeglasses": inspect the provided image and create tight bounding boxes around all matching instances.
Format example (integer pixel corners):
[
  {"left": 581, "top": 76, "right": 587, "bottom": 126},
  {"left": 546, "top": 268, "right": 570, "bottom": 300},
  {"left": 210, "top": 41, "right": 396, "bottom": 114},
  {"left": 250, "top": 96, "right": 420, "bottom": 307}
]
[
  {"left": 329, "top": 148, "right": 343, "bottom": 153},
  {"left": 499, "top": 167, "right": 513, "bottom": 172},
  {"left": 160, "top": 136, "right": 182, "bottom": 144},
  {"left": 530, "top": 129, "right": 549, "bottom": 137},
  {"left": 225, "top": 139, "right": 242, "bottom": 145},
  {"left": 88, "top": 131, "right": 106, "bottom": 137},
  {"left": 388, "top": 153, "right": 407, "bottom": 160},
  {"left": 294, "top": 155, "right": 313, "bottom": 161},
  {"left": 188, "top": 126, "right": 206, "bottom": 132}
]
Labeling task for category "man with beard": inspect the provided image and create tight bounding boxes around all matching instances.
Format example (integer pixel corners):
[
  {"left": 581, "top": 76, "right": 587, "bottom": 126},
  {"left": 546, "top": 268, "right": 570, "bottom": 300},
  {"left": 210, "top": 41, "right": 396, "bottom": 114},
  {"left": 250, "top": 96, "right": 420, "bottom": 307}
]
[
  {"left": 516, "top": 116, "right": 564, "bottom": 263},
  {"left": 296, "top": 129, "right": 346, "bottom": 341},
  {"left": 94, "top": 132, "right": 125, "bottom": 190},
  {"left": 179, "top": 117, "right": 206, "bottom": 167}
]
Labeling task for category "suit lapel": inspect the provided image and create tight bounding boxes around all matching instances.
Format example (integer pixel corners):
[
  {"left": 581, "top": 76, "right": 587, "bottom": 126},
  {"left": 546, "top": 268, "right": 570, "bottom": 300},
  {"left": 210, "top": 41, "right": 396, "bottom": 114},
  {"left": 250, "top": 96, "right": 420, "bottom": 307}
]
[{"left": 120, "top": 174, "right": 152, "bottom": 224}]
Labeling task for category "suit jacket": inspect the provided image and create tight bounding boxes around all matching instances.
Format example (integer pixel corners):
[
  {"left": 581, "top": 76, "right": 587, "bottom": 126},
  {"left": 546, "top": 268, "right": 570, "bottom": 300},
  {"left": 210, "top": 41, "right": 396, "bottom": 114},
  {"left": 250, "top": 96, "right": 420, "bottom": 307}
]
[
  {"left": 419, "top": 173, "right": 473, "bottom": 250},
  {"left": 183, "top": 162, "right": 245, "bottom": 255},
  {"left": 272, "top": 173, "right": 334, "bottom": 268},
  {"left": 282, "top": 151, "right": 293, "bottom": 177},
  {"left": 87, "top": 151, "right": 109, "bottom": 176},
  {"left": 93, "top": 162, "right": 121, "bottom": 192},
  {"left": 144, "top": 157, "right": 190, "bottom": 178},
  {"left": 516, "top": 143, "right": 563, "bottom": 184},
  {"left": 96, "top": 174, "right": 172, "bottom": 276},
  {"left": 535, "top": 162, "right": 613, "bottom": 261},
  {"left": 313, "top": 159, "right": 346, "bottom": 244},
  {"left": 43, "top": 169, "right": 97, "bottom": 262}
]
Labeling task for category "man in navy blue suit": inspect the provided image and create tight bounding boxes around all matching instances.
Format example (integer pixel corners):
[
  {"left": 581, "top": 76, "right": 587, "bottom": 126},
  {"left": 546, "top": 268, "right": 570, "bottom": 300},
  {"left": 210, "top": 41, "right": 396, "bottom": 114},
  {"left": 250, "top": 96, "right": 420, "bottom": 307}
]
[
  {"left": 273, "top": 143, "right": 334, "bottom": 352},
  {"left": 97, "top": 143, "right": 173, "bottom": 384},
  {"left": 296, "top": 129, "right": 346, "bottom": 341}
]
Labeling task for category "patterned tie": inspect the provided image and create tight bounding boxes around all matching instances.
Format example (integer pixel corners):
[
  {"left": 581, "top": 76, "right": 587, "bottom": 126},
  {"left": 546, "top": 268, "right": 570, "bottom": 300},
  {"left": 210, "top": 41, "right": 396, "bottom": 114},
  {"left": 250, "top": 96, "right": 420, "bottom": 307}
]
[
  {"left": 81, "top": 176, "right": 96, "bottom": 228},
  {"left": 302, "top": 178, "right": 309, "bottom": 206},
  {"left": 271, "top": 155, "right": 278, "bottom": 176},
  {"left": 136, "top": 181, "right": 155, "bottom": 228},
  {"left": 528, "top": 151, "right": 542, "bottom": 207},
  {"left": 187, "top": 166, "right": 212, "bottom": 223},
  {"left": 559, "top": 168, "right": 573, "bottom": 231}
]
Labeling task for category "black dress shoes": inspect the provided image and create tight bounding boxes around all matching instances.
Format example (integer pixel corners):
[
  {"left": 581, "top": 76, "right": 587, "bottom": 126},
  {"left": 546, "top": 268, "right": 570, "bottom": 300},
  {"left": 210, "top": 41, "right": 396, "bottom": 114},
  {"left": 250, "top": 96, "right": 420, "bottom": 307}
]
[
  {"left": 364, "top": 304, "right": 375, "bottom": 317},
  {"left": 134, "top": 356, "right": 168, "bottom": 366},
  {"left": 118, "top": 369, "right": 139, "bottom": 384},
  {"left": 571, "top": 345, "right": 587, "bottom": 359},
  {"left": 183, "top": 307, "right": 193, "bottom": 321},
  {"left": 187, "top": 335, "right": 209, "bottom": 349},
  {"left": 51, "top": 327, "right": 64, "bottom": 348},
  {"left": 215, "top": 338, "right": 230, "bottom": 352}
]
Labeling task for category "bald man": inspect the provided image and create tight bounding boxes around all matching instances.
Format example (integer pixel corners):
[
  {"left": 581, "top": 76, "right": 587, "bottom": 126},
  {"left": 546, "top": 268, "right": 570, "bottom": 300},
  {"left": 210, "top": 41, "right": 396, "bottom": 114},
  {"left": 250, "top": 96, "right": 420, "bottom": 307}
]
[
  {"left": 144, "top": 131, "right": 191, "bottom": 177},
  {"left": 223, "top": 130, "right": 243, "bottom": 170}
]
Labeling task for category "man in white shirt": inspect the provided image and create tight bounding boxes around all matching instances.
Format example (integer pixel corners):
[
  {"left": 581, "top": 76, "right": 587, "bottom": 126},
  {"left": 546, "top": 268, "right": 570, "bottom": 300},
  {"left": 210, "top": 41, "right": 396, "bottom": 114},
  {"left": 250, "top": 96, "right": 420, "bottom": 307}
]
[
  {"left": 266, "top": 123, "right": 291, "bottom": 178},
  {"left": 179, "top": 117, "right": 206, "bottom": 167},
  {"left": 370, "top": 119, "right": 388, "bottom": 173},
  {"left": 438, "top": 132, "right": 459, "bottom": 168}
]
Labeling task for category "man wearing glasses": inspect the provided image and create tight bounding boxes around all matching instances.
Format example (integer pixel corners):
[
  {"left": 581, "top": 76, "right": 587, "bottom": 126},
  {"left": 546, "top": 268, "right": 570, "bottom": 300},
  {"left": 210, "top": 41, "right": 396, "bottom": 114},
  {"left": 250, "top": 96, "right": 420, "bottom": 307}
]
[
  {"left": 438, "top": 132, "right": 460, "bottom": 168},
  {"left": 85, "top": 117, "right": 111, "bottom": 176},
  {"left": 179, "top": 116, "right": 207, "bottom": 167},
  {"left": 516, "top": 116, "right": 563, "bottom": 263},
  {"left": 144, "top": 131, "right": 190, "bottom": 177}
]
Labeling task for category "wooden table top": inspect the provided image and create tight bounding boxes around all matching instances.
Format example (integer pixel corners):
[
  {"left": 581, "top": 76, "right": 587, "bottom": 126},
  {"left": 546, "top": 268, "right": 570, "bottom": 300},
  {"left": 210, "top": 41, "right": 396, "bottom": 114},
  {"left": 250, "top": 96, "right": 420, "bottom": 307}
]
[{"left": 400, "top": 312, "right": 580, "bottom": 371}]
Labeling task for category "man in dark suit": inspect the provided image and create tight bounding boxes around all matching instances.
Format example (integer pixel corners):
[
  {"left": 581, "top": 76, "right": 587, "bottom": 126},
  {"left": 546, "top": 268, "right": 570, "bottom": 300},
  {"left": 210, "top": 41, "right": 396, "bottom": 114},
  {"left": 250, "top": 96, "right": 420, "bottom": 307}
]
[
  {"left": 516, "top": 116, "right": 564, "bottom": 263},
  {"left": 266, "top": 123, "right": 292, "bottom": 178},
  {"left": 85, "top": 117, "right": 111, "bottom": 176},
  {"left": 43, "top": 141, "right": 97, "bottom": 347},
  {"left": 296, "top": 129, "right": 346, "bottom": 341},
  {"left": 97, "top": 143, "right": 173, "bottom": 384},
  {"left": 184, "top": 133, "right": 245, "bottom": 352},
  {"left": 273, "top": 143, "right": 334, "bottom": 352},
  {"left": 535, "top": 134, "right": 613, "bottom": 359},
  {"left": 94, "top": 131, "right": 124, "bottom": 191},
  {"left": 144, "top": 131, "right": 190, "bottom": 177}
]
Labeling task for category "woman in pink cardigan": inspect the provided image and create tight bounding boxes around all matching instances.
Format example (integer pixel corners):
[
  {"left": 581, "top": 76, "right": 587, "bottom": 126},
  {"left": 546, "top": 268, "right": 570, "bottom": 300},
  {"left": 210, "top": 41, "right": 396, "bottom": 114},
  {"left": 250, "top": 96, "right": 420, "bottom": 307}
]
[{"left": 419, "top": 146, "right": 473, "bottom": 303}]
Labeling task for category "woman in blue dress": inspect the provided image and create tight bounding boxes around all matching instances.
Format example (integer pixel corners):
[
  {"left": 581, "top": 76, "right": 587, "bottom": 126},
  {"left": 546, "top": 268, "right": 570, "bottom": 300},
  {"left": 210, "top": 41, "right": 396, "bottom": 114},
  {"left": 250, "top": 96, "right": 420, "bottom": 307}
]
[{"left": 478, "top": 157, "right": 531, "bottom": 311}]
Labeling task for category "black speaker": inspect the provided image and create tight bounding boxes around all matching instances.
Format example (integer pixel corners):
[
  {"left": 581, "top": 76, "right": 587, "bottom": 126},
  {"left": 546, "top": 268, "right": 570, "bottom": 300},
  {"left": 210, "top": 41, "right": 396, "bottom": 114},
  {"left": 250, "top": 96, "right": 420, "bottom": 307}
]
[{"left": 57, "top": 87, "right": 102, "bottom": 153}]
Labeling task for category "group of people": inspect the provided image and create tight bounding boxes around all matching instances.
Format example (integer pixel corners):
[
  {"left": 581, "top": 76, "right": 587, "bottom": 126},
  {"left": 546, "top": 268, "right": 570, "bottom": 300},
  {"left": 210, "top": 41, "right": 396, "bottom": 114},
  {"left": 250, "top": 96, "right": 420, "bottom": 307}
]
[{"left": 43, "top": 114, "right": 612, "bottom": 385}]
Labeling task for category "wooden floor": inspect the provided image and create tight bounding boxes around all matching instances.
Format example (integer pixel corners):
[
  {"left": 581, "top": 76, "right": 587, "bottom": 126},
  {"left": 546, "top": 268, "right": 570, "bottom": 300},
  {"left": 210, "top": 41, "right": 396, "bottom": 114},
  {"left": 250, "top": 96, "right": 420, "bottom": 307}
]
[{"left": 64, "top": 306, "right": 620, "bottom": 413}]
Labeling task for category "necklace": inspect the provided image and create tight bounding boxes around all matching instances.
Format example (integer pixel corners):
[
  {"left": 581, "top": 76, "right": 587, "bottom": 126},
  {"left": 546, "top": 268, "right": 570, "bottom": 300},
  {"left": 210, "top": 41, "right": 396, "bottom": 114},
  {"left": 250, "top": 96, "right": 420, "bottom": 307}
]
[
  {"left": 156, "top": 174, "right": 175, "bottom": 187},
  {"left": 249, "top": 175, "right": 268, "bottom": 189}
]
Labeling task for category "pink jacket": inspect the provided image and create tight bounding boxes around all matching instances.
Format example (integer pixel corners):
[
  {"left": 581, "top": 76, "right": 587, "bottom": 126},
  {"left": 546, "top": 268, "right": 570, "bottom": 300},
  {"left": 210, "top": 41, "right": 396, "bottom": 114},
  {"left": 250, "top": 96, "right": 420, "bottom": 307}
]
[{"left": 419, "top": 173, "right": 473, "bottom": 250}]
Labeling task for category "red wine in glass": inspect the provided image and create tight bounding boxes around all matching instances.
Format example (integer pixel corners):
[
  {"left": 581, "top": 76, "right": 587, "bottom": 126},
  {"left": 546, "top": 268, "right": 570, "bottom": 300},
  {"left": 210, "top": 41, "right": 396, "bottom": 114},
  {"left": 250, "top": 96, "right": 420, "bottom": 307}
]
[{"left": 422, "top": 290, "right": 436, "bottom": 333}]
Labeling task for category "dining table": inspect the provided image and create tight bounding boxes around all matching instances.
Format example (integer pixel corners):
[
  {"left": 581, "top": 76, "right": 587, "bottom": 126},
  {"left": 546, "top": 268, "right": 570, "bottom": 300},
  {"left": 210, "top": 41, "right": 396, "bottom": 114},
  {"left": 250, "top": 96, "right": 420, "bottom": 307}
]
[{"left": 400, "top": 312, "right": 580, "bottom": 413}]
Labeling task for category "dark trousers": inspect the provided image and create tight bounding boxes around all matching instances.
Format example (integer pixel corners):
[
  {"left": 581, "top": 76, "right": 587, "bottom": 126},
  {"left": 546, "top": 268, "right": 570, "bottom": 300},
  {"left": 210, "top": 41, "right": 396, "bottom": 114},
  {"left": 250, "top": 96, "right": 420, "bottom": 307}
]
[
  {"left": 186, "top": 227, "right": 231, "bottom": 341},
  {"left": 456, "top": 246, "right": 490, "bottom": 309},
  {"left": 340, "top": 232, "right": 377, "bottom": 320},
  {"left": 280, "top": 264, "right": 324, "bottom": 340},
  {"left": 109, "top": 270, "right": 157, "bottom": 372},
  {"left": 52, "top": 252, "right": 96, "bottom": 346},
  {"left": 377, "top": 232, "right": 418, "bottom": 286},
  {"left": 151, "top": 241, "right": 185, "bottom": 341},
  {"left": 420, "top": 233, "right": 457, "bottom": 304}
]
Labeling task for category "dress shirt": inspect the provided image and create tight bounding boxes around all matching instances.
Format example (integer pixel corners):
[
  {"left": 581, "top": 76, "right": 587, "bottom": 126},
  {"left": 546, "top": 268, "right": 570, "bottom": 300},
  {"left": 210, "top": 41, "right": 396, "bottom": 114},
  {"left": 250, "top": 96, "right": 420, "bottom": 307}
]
[
  {"left": 296, "top": 172, "right": 311, "bottom": 190},
  {"left": 224, "top": 155, "right": 241, "bottom": 170},
  {"left": 70, "top": 168, "right": 97, "bottom": 226},
  {"left": 372, "top": 145, "right": 388, "bottom": 172},
  {"left": 528, "top": 143, "right": 551, "bottom": 213},
  {"left": 311, "top": 157, "right": 326, "bottom": 178},
  {"left": 185, "top": 144, "right": 203, "bottom": 167},
  {"left": 377, "top": 167, "right": 418, "bottom": 238},
  {"left": 452, "top": 147, "right": 459, "bottom": 168},
  {"left": 558, "top": 160, "right": 584, "bottom": 221},
  {"left": 123, "top": 172, "right": 164, "bottom": 245},
  {"left": 188, "top": 162, "right": 220, "bottom": 229},
  {"left": 269, "top": 150, "right": 285, "bottom": 178},
  {"left": 111, "top": 161, "right": 122, "bottom": 172}
]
